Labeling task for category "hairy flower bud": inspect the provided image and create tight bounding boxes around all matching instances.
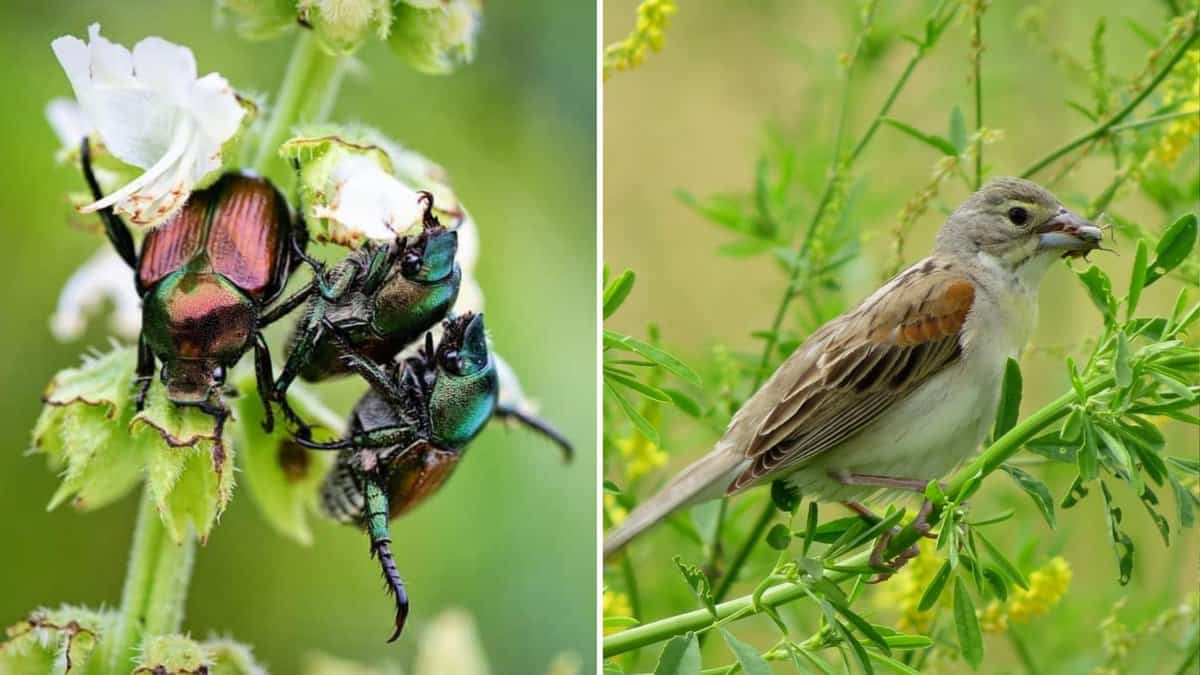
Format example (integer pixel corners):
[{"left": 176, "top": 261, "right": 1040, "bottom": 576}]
[
  {"left": 389, "top": 0, "right": 482, "bottom": 75},
  {"left": 301, "top": 0, "right": 393, "bottom": 54}
]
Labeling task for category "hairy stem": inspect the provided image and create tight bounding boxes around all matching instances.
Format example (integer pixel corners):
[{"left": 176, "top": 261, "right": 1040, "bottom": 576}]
[
  {"left": 105, "top": 489, "right": 166, "bottom": 672},
  {"left": 143, "top": 527, "right": 197, "bottom": 638},
  {"left": 253, "top": 30, "right": 345, "bottom": 183},
  {"left": 603, "top": 353, "right": 1197, "bottom": 656},
  {"left": 1020, "top": 23, "right": 1198, "bottom": 179}
]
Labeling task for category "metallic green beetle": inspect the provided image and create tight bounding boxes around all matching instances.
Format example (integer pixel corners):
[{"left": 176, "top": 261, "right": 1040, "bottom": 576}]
[
  {"left": 297, "top": 313, "right": 572, "bottom": 641},
  {"left": 265, "top": 192, "right": 461, "bottom": 429}
]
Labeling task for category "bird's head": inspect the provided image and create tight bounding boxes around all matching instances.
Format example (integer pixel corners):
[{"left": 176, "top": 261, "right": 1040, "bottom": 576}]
[{"left": 936, "top": 177, "right": 1103, "bottom": 282}]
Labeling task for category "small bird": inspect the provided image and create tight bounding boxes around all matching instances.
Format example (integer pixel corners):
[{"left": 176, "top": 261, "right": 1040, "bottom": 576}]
[{"left": 604, "top": 177, "right": 1102, "bottom": 565}]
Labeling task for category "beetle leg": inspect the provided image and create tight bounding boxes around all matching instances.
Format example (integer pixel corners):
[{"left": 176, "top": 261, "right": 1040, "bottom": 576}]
[
  {"left": 252, "top": 332, "right": 286, "bottom": 433},
  {"left": 328, "top": 334, "right": 407, "bottom": 405},
  {"left": 258, "top": 282, "right": 314, "bottom": 327},
  {"left": 294, "top": 425, "right": 417, "bottom": 451},
  {"left": 134, "top": 336, "right": 155, "bottom": 412},
  {"left": 493, "top": 405, "right": 574, "bottom": 462},
  {"left": 363, "top": 475, "right": 408, "bottom": 642},
  {"left": 360, "top": 243, "right": 396, "bottom": 296},
  {"left": 273, "top": 299, "right": 327, "bottom": 405},
  {"left": 80, "top": 138, "right": 137, "bottom": 269}
]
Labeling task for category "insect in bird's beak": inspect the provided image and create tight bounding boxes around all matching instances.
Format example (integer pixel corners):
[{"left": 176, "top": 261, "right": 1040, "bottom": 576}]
[{"left": 1034, "top": 207, "right": 1104, "bottom": 258}]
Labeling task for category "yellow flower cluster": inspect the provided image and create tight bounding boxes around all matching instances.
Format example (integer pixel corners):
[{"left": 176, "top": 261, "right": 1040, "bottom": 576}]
[
  {"left": 602, "top": 590, "right": 633, "bottom": 635},
  {"left": 1008, "top": 556, "right": 1072, "bottom": 622},
  {"left": 604, "top": 493, "right": 628, "bottom": 526},
  {"left": 1152, "top": 49, "right": 1199, "bottom": 167},
  {"left": 978, "top": 556, "right": 1073, "bottom": 633},
  {"left": 617, "top": 436, "right": 668, "bottom": 481},
  {"left": 873, "top": 539, "right": 943, "bottom": 633},
  {"left": 603, "top": 0, "right": 677, "bottom": 78}
]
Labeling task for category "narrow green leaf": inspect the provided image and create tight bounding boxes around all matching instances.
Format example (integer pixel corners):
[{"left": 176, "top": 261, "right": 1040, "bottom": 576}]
[
  {"left": 603, "top": 270, "right": 636, "bottom": 319},
  {"left": 1127, "top": 239, "right": 1149, "bottom": 318},
  {"left": 831, "top": 603, "right": 892, "bottom": 655},
  {"left": 605, "top": 370, "right": 672, "bottom": 402},
  {"left": 953, "top": 577, "right": 984, "bottom": 669},
  {"left": 918, "top": 560, "right": 953, "bottom": 611},
  {"left": 867, "top": 651, "right": 922, "bottom": 675},
  {"left": 1115, "top": 331, "right": 1133, "bottom": 388},
  {"left": 1136, "top": 485, "right": 1171, "bottom": 546},
  {"left": 1145, "top": 213, "right": 1198, "bottom": 285},
  {"left": 1067, "top": 357, "right": 1087, "bottom": 401},
  {"left": 720, "top": 630, "right": 771, "bottom": 675},
  {"left": 832, "top": 619, "right": 874, "bottom": 675},
  {"left": 603, "top": 616, "right": 640, "bottom": 628},
  {"left": 883, "top": 118, "right": 959, "bottom": 155},
  {"left": 1000, "top": 465, "right": 1056, "bottom": 528},
  {"left": 802, "top": 502, "right": 820, "bottom": 556},
  {"left": 949, "top": 106, "right": 968, "bottom": 152},
  {"left": 653, "top": 633, "right": 701, "bottom": 675},
  {"left": 605, "top": 382, "right": 659, "bottom": 444},
  {"left": 1060, "top": 407, "right": 1084, "bottom": 442},
  {"left": 603, "top": 330, "right": 701, "bottom": 385},
  {"left": 663, "top": 388, "right": 703, "bottom": 417},
  {"left": 1168, "top": 475, "right": 1196, "bottom": 528},
  {"left": 993, "top": 358, "right": 1023, "bottom": 440},
  {"left": 974, "top": 530, "right": 1029, "bottom": 590},
  {"left": 1079, "top": 422, "right": 1100, "bottom": 482}
]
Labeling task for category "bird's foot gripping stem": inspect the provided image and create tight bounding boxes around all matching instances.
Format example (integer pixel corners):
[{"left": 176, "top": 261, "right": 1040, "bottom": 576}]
[{"left": 845, "top": 498, "right": 936, "bottom": 583}]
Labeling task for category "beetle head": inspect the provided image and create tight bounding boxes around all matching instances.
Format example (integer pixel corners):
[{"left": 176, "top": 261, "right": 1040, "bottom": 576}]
[
  {"left": 162, "top": 359, "right": 225, "bottom": 406},
  {"left": 436, "top": 312, "right": 489, "bottom": 377}
]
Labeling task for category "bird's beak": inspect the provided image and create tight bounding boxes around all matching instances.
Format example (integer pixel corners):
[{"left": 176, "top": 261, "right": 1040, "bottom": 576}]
[{"left": 1035, "top": 208, "right": 1103, "bottom": 257}]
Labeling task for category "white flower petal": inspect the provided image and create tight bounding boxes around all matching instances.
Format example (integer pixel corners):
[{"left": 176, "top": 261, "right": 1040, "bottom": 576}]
[
  {"left": 51, "top": 247, "right": 140, "bottom": 342},
  {"left": 45, "top": 98, "right": 90, "bottom": 148},
  {"left": 316, "top": 155, "right": 425, "bottom": 240},
  {"left": 132, "top": 36, "right": 197, "bottom": 104},
  {"left": 50, "top": 24, "right": 247, "bottom": 229}
]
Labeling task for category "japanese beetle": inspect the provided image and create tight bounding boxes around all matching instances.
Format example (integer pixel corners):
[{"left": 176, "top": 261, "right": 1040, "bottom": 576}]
[
  {"left": 80, "top": 139, "right": 307, "bottom": 444},
  {"left": 268, "top": 192, "right": 461, "bottom": 424},
  {"left": 298, "top": 313, "right": 572, "bottom": 641}
]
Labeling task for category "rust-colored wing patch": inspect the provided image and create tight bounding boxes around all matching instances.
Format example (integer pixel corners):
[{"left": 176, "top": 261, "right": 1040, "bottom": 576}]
[
  {"left": 206, "top": 174, "right": 289, "bottom": 300},
  {"left": 137, "top": 192, "right": 210, "bottom": 290},
  {"left": 729, "top": 261, "right": 977, "bottom": 492}
]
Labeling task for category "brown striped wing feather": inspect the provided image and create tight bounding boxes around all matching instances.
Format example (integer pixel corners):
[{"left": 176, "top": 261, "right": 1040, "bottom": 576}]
[{"left": 730, "top": 260, "right": 976, "bottom": 492}]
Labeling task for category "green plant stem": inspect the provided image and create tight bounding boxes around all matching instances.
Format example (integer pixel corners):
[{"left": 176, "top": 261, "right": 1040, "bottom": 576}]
[
  {"left": 1020, "top": 25, "right": 1198, "bottom": 179},
  {"left": 105, "top": 489, "right": 166, "bottom": 672},
  {"left": 143, "top": 527, "right": 197, "bottom": 637},
  {"left": 1107, "top": 108, "right": 1200, "bottom": 132},
  {"left": 603, "top": 354, "right": 1197, "bottom": 657},
  {"left": 252, "top": 30, "right": 344, "bottom": 183}
]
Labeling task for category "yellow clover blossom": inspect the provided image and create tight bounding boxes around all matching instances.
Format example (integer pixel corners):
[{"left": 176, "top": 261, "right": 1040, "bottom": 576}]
[
  {"left": 1007, "top": 556, "right": 1072, "bottom": 623},
  {"left": 602, "top": 590, "right": 634, "bottom": 635},
  {"left": 874, "top": 538, "right": 943, "bottom": 633},
  {"left": 1152, "top": 49, "right": 1199, "bottom": 167},
  {"left": 603, "top": 0, "right": 676, "bottom": 78},
  {"left": 605, "top": 493, "right": 628, "bottom": 527},
  {"left": 978, "top": 600, "right": 1009, "bottom": 634},
  {"left": 617, "top": 436, "right": 668, "bottom": 481}
]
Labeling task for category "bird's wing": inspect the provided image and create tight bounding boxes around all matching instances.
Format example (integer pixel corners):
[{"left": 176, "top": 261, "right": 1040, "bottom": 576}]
[{"left": 730, "top": 259, "right": 977, "bottom": 492}]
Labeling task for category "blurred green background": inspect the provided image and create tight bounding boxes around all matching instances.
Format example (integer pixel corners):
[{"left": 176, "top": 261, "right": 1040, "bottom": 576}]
[
  {"left": 0, "top": 2, "right": 596, "bottom": 673},
  {"left": 605, "top": 1, "right": 1197, "bottom": 673}
]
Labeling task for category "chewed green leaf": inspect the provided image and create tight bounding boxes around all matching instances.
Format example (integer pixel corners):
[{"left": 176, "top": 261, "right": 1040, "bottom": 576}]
[
  {"left": 1145, "top": 212, "right": 1197, "bottom": 285},
  {"left": 1100, "top": 481, "right": 1135, "bottom": 585},
  {"left": 653, "top": 632, "right": 701, "bottom": 675},
  {"left": 1075, "top": 265, "right": 1116, "bottom": 321},
  {"left": 603, "top": 269, "right": 636, "bottom": 319},
  {"left": 720, "top": 630, "right": 771, "bottom": 675},
  {"left": 1001, "top": 465, "right": 1056, "bottom": 528},
  {"left": 603, "top": 330, "right": 701, "bottom": 385},
  {"left": 672, "top": 556, "right": 717, "bottom": 617}
]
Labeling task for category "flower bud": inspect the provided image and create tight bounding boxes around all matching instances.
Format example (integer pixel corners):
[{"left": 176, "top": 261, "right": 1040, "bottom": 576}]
[
  {"left": 301, "top": 0, "right": 393, "bottom": 55},
  {"left": 217, "top": 0, "right": 299, "bottom": 40},
  {"left": 389, "top": 0, "right": 482, "bottom": 75},
  {"left": 0, "top": 606, "right": 111, "bottom": 672}
]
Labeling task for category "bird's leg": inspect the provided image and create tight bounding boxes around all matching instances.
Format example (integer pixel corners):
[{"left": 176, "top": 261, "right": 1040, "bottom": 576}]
[
  {"left": 834, "top": 470, "right": 943, "bottom": 538},
  {"left": 843, "top": 501, "right": 920, "bottom": 582}
]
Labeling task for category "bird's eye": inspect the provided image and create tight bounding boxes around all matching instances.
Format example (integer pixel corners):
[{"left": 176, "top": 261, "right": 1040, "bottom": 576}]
[{"left": 1007, "top": 206, "right": 1029, "bottom": 226}]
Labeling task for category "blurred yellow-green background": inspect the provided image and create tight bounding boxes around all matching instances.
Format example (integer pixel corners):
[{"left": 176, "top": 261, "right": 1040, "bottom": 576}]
[
  {"left": 605, "top": 1, "right": 1197, "bottom": 673},
  {"left": 0, "top": 2, "right": 596, "bottom": 673}
]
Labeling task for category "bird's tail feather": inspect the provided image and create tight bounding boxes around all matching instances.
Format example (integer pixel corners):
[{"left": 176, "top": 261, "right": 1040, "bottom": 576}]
[{"left": 603, "top": 445, "right": 743, "bottom": 559}]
